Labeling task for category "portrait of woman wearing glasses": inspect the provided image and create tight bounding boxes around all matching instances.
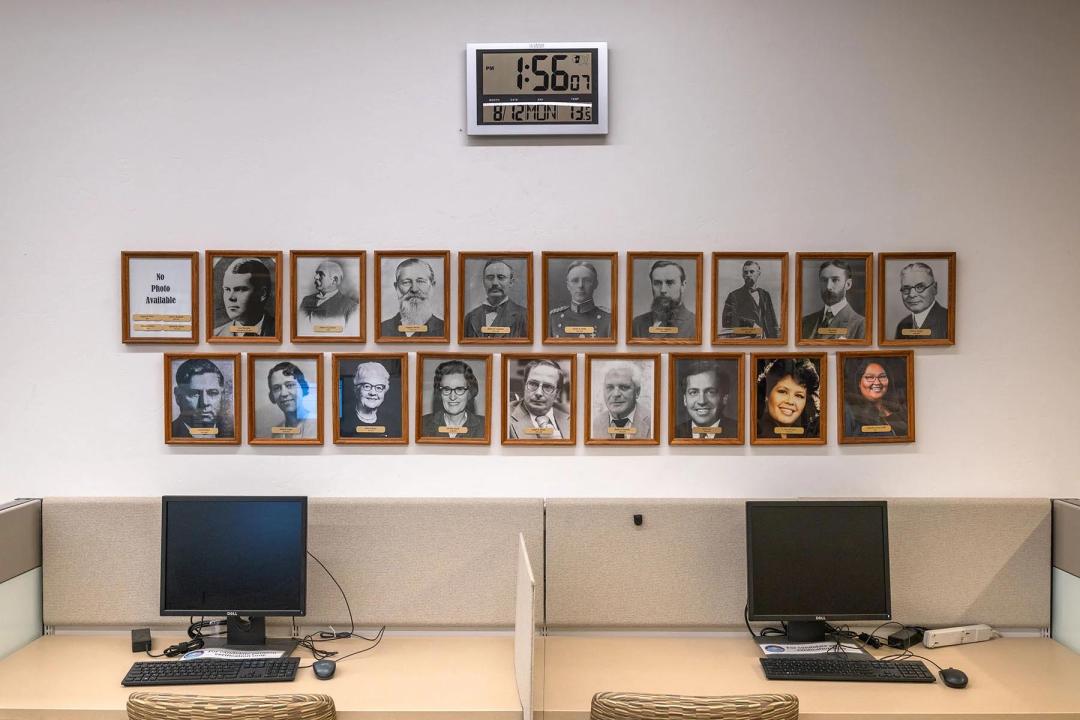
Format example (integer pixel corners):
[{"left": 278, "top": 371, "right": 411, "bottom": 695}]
[
  {"left": 336, "top": 357, "right": 404, "bottom": 441},
  {"left": 419, "top": 357, "right": 488, "bottom": 440},
  {"left": 840, "top": 354, "right": 913, "bottom": 443},
  {"left": 503, "top": 357, "right": 574, "bottom": 444}
]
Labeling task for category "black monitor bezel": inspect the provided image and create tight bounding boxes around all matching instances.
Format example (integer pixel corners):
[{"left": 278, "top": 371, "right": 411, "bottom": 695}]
[
  {"left": 159, "top": 495, "right": 308, "bottom": 617},
  {"left": 745, "top": 500, "right": 891, "bottom": 622}
]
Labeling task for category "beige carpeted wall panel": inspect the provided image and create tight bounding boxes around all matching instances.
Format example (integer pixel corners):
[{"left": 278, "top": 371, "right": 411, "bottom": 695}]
[
  {"left": 545, "top": 498, "right": 1051, "bottom": 628},
  {"left": 43, "top": 497, "right": 544, "bottom": 628}
]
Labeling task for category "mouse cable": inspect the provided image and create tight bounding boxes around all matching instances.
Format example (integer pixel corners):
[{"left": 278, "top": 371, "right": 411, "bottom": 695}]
[
  {"left": 296, "top": 625, "right": 386, "bottom": 669},
  {"left": 307, "top": 550, "right": 355, "bottom": 635}
]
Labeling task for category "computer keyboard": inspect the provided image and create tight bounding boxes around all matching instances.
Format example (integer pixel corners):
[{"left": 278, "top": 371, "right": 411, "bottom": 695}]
[
  {"left": 122, "top": 657, "right": 300, "bottom": 687},
  {"left": 760, "top": 656, "right": 935, "bottom": 683}
]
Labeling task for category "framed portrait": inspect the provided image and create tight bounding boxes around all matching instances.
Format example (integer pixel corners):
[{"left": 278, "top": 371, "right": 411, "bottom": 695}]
[
  {"left": 626, "top": 252, "right": 703, "bottom": 345},
  {"left": 795, "top": 252, "right": 872, "bottom": 346},
  {"left": 374, "top": 251, "right": 450, "bottom": 343},
  {"left": 415, "top": 352, "right": 492, "bottom": 444},
  {"left": 501, "top": 353, "right": 577, "bottom": 446},
  {"left": 712, "top": 252, "right": 787, "bottom": 345},
  {"left": 750, "top": 353, "right": 827, "bottom": 446},
  {"left": 290, "top": 251, "right": 365, "bottom": 343},
  {"left": 122, "top": 251, "right": 199, "bottom": 344},
  {"left": 837, "top": 350, "right": 915, "bottom": 444},
  {"left": 247, "top": 354, "right": 323, "bottom": 445},
  {"left": 332, "top": 353, "right": 408, "bottom": 445},
  {"left": 458, "top": 252, "right": 533, "bottom": 344},
  {"left": 668, "top": 353, "right": 745, "bottom": 445},
  {"left": 878, "top": 252, "right": 955, "bottom": 346},
  {"left": 542, "top": 252, "right": 617, "bottom": 344},
  {"left": 205, "top": 251, "right": 283, "bottom": 344},
  {"left": 584, "top": 353, "right": 661, "bottom": 445},
  {"left": 163, "top": 353, "right": 240, "bottom": 445}
]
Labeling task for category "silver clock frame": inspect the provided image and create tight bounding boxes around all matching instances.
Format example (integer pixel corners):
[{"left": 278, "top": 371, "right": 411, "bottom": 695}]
[{"left": 465, "top": 42, "right": 608, "bottom": 136}]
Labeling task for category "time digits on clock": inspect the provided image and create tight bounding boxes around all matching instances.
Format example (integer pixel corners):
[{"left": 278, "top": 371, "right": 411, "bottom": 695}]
[{"left": 515, "top": 54, "right": 591, "bottom": 92}]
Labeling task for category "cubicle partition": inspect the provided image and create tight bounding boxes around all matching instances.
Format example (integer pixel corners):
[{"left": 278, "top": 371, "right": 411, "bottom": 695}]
[
  {"left": 0, "top": 499, "right": 42, "bottom": 660},
  {"left": 1053, "top": 499, "right": 1080, "bottom": 652}
]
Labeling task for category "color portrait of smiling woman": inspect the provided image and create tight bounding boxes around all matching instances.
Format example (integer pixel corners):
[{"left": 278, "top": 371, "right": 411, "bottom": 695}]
[
  {"left": 843, "top": 357, "right": 909, "bottom": 439},
  {"left": 757, "top": 358, "right": 821, "bottom": 439}
]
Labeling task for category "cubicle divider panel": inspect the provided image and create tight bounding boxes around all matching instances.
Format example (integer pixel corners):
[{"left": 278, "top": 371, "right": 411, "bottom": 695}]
[
  {"left": 1052, "top": 499, "right": 1080, "bottom": 652},
  {"left": 0, "top": 499, "right": 42, "bottom": 659},
  {"left": 545, "top": 498, "right": 1051, "bottom": 629},
  {"left": 545, "top": 499, "right": 747, "bottom": 628},
  {"left": 43, "top": 497, "right": 544, "bottom": 629}
]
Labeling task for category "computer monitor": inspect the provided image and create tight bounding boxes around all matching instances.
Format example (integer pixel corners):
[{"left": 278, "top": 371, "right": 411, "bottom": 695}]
[
  {"left": 160, "top": 496, "right": 307, "bottom": 653},
  {"left": 746, "top": 500, "right": 890, "bottom": 643}
]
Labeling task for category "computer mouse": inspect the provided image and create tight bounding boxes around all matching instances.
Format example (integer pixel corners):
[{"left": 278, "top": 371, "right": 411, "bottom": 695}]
[
  {"left": 939, "top": 667, "right": 968, "bottom": 689},
  {"left": 312, "top": 660, "right": 336, "bottom": 680}
]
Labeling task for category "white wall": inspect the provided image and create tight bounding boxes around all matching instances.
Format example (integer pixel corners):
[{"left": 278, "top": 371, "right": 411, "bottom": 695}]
[{"left": 1, "top": 0, "right": 1078, "bottom": 499}]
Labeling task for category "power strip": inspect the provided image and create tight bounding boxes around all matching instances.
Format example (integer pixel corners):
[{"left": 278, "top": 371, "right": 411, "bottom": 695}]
[{"left": 923, "top": 624, "right": 993, "bottom": 648}]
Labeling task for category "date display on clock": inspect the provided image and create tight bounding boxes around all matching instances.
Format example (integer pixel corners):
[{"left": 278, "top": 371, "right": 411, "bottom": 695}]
[{"left": 466, "top": 42, "right": 608, "bottom": 135}]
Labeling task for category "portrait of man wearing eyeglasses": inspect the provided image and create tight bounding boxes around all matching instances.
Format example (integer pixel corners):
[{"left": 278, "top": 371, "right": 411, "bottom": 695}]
[
  {"left": 339, "top": 360, "right": 402, "bottom": 439},
  {"left": 894, "top": 262, "right": 948, "bottom": 339},
  {"left": 506, "top": 359, "right": 571, "bottom": 441}
]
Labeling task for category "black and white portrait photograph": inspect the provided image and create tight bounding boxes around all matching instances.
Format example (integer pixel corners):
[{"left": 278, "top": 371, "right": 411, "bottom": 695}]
[
  {"left": 878, "top": 252, "right": 955, "bottom": 346},
  {"left": 458, "top": 252, "right": 533, "bottom": 344},
  {"left": 502, "top": 354, "right": 576, "bottom": 445},
  {"left": 333, "top": 354, "right": 407, "bottom": 444},
  {"left": 164, "top": 353, "right": 240, "bottom": 445},
  {"left": 796, "top": 253, "right": 872, "bottom": 346},
  {"left": 627, "top": 252, "right": 702, "bottom": 344},
  {"left": 751, "top": 353, "right": 827, "bottom": 445},
  {"left": 247, "top": 354, "right": 323, "bottom": 445},
  {"left": 668, "top": 353, "right": 744, "bottom": 445},
  {"left": 375, "top": 251, "right": 450, "bottom": 343},
  {"left": 291, "top": 251, "right": 364, "bottom": 343},
  {"left": 712, "top": 253, "right": 786, "bottom": 345},
  {"left": 122, "top": 251, "right": 198, "bottom": 344},
  {"left": 416, "top": 353, "right": 492, "bottom": 444},
  {"left": 838, "top": 351, "right": 915, "bottom": 444},
  {"left": 206, "top": 251, "right": 283, "bottom": 343},
  {"left": 542, "top": 252, "right": 616, "bottom": 344},
  {"left": 585, "top": 354, "right": 660, "bottom": 445}
]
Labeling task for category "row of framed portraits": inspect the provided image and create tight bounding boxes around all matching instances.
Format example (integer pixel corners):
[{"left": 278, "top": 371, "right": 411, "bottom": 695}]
[
  {"left": 164, "top": 350, "right": 915, "bottom": 448},
  {"left": 124, "top": 250, "right": 956, "bottom": 347}
]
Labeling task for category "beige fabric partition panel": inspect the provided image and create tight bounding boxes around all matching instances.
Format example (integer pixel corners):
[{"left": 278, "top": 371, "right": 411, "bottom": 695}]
[
  {"left": 545, "top": 498, "right": 1051, "bottom": 629},
  {"left": 1053, "top": 499, "right": 1080, "bottom": 577},
  {"left": 42, "top": 497, "right": 544, "bottom": 628}
]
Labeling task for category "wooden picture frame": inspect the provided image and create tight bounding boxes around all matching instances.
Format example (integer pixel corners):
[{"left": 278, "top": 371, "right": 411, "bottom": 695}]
[
  {"left": 878, "top": 252, "right": 956, "bottom": 346},
  {"left": 163, "top": 353, "right": 241, "bottom": 445},
  {"left": 750, "top": 352, "right": 828, "bottom": 446},
  {"left": 332, "top": 353, "right": 409, "bottom": 445},
  {"left": 415, "top": 352, "right": 493, "bottom": 444},
  {"left": 711, "top": 252, "right": 787, "bottom": 346},
  {"left": 501, "top": 353, "right": 577, "bottom": 446},
  {"left": 541, "top": 252, "right": 617, "bottom": 344},
  {"left": 837, "top": 350, "right": 915, "bottom": 444},
  {"left": 290, "top": 251, "right": 366, "bottom": 344},
  {"left": 247, "top": 353, "right": 324, "bottom": 445},
  {"left": 458, "top": 252, "right": 534, "bottom": 344},
  {"left": 626, "top": 252, "right": 703, "bottom": 345},
  {"left": 795, "top": 252, "right": 873, "bottom": 346},
  {"left": 374, "top": 250, "right": 451, "bottom": 344},
  {"left": 205, "top": 251, "right": 283, "bottom": 344},
  {"left": 668, "top": 353, "right": 745, "bottom": 445},
  {"left": 121, "top": 251, "right": 199, "bottom": 344},
  {"left": 584, "top": 353, "right": 661, "bottom": 445}
]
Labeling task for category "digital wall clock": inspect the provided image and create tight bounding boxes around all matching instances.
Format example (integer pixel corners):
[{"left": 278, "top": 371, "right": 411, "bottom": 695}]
[{"left": 466, "top": 42, "right": 608, "bottom": 136}]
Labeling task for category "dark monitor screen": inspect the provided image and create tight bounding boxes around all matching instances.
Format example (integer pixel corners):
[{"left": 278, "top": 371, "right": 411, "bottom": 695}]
[
  {"left": 160, "top": 496, "right": 307, "bottom": 617},
  {"left": 746, "top": 501, "right": 890, "bottom": 621}
]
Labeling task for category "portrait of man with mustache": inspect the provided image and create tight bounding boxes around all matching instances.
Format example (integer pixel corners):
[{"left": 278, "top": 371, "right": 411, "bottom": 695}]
[{"left": 379, "top": 256, "right": 446, "bottom": 340}]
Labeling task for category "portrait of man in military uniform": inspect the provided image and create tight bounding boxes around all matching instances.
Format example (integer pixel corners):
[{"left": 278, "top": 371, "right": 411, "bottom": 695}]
[{"left": 543, "top": 252, "right": 617, "bottom": 344}]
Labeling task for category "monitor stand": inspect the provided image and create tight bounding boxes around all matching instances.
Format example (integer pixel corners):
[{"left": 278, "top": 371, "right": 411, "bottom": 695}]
[
  {"left": 200, "top": 616, "right": 298, "bottom": 656},
  {"left": 753, "top": 620, "right": 870, "bottom": 658}
]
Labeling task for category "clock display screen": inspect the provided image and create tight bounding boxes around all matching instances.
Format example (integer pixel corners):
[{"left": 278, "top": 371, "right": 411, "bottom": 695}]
[{"left": 477, "top": 49, "right": 598, "bottom": 125}]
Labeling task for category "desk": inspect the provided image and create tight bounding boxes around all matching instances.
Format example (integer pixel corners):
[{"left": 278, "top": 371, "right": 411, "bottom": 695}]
[
  {"left": 540, "top": 636, "right": 1080, "bottom": 720},
  {"left": 0, "top": 633, "right": 521, "bottom": 719}
]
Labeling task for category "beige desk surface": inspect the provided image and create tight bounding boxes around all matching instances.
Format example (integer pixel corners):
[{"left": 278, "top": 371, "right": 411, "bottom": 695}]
[
  {"left": 540, "top": 636, "right": 1080, "bottom": 720},
  {"left": 0, "top": 633, "right": 521, "bottom": 720}
]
